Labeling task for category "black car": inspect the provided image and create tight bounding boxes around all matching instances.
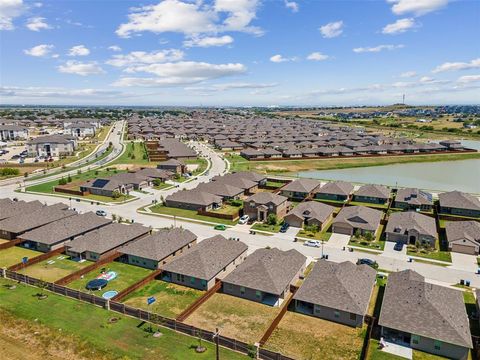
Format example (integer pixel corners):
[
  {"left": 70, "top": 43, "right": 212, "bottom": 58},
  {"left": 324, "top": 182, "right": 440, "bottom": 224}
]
[
  {"left": 356, "top": 258, "right": 379, "bottom": 269},
  {"left": 279, "top": 222, "right": 290, "bottom": 233},
  {"left": 394, "top": 241, "right": 404, "bottom": 251}
]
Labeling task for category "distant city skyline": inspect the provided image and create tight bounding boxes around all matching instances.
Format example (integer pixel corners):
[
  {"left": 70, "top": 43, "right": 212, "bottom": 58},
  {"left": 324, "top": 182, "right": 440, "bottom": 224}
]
[{"left": 1, "top": 0, "right": 479, "bottom": 106}]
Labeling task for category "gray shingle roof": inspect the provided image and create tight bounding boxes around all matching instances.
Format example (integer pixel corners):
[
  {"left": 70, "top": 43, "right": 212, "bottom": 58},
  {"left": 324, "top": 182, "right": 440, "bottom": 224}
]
[
  {"left": 294, "top": 260, "right": 376, "bottom": 315},
  {"left": 281, "top": 178, "right": 321, "bottom": 193},
  {"left": 386, "top": 211, "right": 436, "bottom": 238},
  {"left": 354, "top": 184, "right": 390, "bottom": 200},
  {"left": 333, "top": 206, "right": 383, "bottom": 231},
  {"left": 196, "top": 182, "right": 244, "bottom": 198},
  {"left": 246, "top": 192, "right": 288, "bottom": 206},
  {"left": 120, "top": 227, "right": 197, "bottom": 261},
  {"left": 439, "top": 191, "right": 480, "bottom": 212},
  {"left": 395, "top": 188, "right": 433, "bottom": 206},
  {"left": 163, "top": 235, "right": 247, "bottom": 280},
  {"left": 223, "top": 248, "right": 306, "bottom": 296},
  {"left": 445, "top": 221, "right": 480, "bottom": 243},
  {"left": 316, "top": 181, "right": 354, "bottom": 196},
  {"left": 166, "top": 190, "right": 223, "bottom": 207},
  {"left": 0, "top": 199, "right": 44, "bottom": 221},
  {"left": 285, "top": 201, "right": 335, "bottom": 224},
  {"left": 379, "top": 270, "right": 472, "bottom": 349}
]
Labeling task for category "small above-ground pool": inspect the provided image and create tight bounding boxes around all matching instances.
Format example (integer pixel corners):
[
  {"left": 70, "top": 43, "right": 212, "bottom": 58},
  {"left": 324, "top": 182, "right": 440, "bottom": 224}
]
[
  {"left": 97, "top": 271, "right": 118, "bottom": 282},
  {"left": 86, "top": 278, "right": 108, "bottom": 290},
  {"left": 102, "top": 290, "right": 118, "bottom": 299}
]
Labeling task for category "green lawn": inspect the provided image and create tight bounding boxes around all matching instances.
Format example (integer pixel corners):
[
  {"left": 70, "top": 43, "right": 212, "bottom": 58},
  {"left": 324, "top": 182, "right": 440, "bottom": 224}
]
[
  {"left": 68, "top": 261, "right": 152, "bottom": 293},
  {"left": 367, "top": 339, "right": 450, "bottom": 360},
  {"left": 297, "top": 228, "right": 332, "bottom": 241},
  {"left": 210, "top": 204, "right": 241, "bottom": 216},
  {"left": 149, "top": 204, "right": 237, "bottom": 225},
  {"left": 464, "top": 290, "right": 480, "bottom": 337},
  {"left": 407, "top": 247, "right": 452, "bottom": 263},
  {"left": 122, "top": 280, "right": 204, "bottom": 319},
  {"left": 0, "top": 246, "right": 42, "bottom": 268},
  {"left": 0, "top": 278, "right": 246, "bottom": 360},
  {"left": 153, "top": 182, "right": 173, "bottom": 190},
  {"left": 349, "top": 239, "right": 385, "bottom": 251},
  {"left": 17, "top": 256, "right": 92, "bottom": 282},
  {"left": 112, "top": 141, "right": 149, "bottom": 165},
  {"left": 266, "top": 180, "right": 286, "bottom": 188},
  {"left": 348, "top": 201, "right": 389, "bottom": 209},
  {"left": 251, "top": 222, "right": 281, "bottom": 233},
  {"left": 184, "top": 157, "right": 208, "bottom": 175}
]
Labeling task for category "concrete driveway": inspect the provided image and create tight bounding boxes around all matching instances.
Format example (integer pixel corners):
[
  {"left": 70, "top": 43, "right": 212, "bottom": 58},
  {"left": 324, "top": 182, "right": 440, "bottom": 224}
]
[
  {"left": 328, "top": 233, "right": 351, "bottom": 249},
  {"left": 450, "top": 252, "right": 478, "bottom": 272},
  {"left": 383, "top": 241, "right": 407, "bottom": 256}
]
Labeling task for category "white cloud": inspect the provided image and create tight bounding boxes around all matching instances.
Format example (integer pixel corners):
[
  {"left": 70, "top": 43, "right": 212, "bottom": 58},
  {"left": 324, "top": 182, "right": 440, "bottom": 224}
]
[
  {"left": 0, "top": 0, "right": 25, "bottom": 30},
  {"left": 270, "top": 54, "right": 297, "bottom": 63},
  {"left": 457, "top": 75, "right": 480, "bottom": 84},
  {"left": 113, "top": 61, "right": 247, "bottom": 87},
  {"left": 183, "top": 35, "right": 234, "bottom": 48},
  {"left": 432, "top": 58, "right": 480, "bottom": 73},
  {"left": 382, "top": 18, "right": 417, "bottom": 34},
  {"left": 106, "top": 49, "right": 184, "bottom": 67},
  {"left": 284, "top": 1, "right": 299, "bottom": 13},
  {"left": 388, "top": 0, "right": 448, "bottom": 16},
  {"left": 400, "top": 71, "right": 417, "bottom": 78},
  {"left": 306, "top": 52, "right": 329, "bottom": 61},
  {"left": 319, "top": 21, "right": 343, "bottom": 38},
  {"left": 353, "top": 44, "right": 404, "bottom": 53},
  {"left": 25, "top": 16, "right": 51, "bottom": 31},
  {"left": 0, "top": 86, "right": 127, "bottom": 98},
  {"left": 58, "top": 61, "right": 105, "bottom": 76},
  {"left": 68, "top": 45, "right": 90, "bottom": 56},
  {"left": 116, "top": 0, "right": 262, "bottom": 38},
  {"left": 108, "top": 45, "right": 122, "bottom": 52},
  {"left": 185, "top": 82, "right": 277, "bottom": 92},
  {"left": 23, "top": 44, "right": 54, "bottom": 57}
]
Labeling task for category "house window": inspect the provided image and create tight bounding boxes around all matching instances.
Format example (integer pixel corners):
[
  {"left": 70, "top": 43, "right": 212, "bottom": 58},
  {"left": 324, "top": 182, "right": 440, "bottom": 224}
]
[
  {"left": 240, "top": 286, "right": 245, "bottom": 295},
  {"left": 190, "top": 276, "right": 195, "bottom": 284},
  {"left": 201, "top": 280, "right": 207, "bottom": 287},
  {"left": 412, "top": 335, "right": 419, "bottom": 345},
  {"left": 434, "top": 340, "right": 441, "bottom": 350},
  {"left": 334, "top": 311, "right": 340, "bottom": 318},
  {"left": 255, "top": 290, "right": 262, "bottom": 299},
  {"left": 349, "top": 313, "right": 356, "bottom": 321}
]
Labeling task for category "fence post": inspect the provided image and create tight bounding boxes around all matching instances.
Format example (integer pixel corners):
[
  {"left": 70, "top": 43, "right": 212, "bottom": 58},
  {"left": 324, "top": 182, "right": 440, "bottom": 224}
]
[
  {"left": 254, "top": 342, "right": 260, "bottom": 360},
  {"left": 105, "top": 299, "right": 110, "bottom": 311},
  {"left": 1, "top": 267, "right": 5, "bottom": 278}
]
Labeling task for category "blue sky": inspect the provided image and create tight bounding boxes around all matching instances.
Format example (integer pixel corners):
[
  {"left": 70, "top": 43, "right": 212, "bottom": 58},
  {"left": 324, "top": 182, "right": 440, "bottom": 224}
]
[{"left": 1, "top": 0, "right": 479, "bottom": 106}]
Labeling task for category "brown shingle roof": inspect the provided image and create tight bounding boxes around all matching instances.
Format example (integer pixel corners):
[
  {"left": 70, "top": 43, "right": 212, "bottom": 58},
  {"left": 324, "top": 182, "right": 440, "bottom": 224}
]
[
  {"left": 439, "top": 191, "right": 480, "bottom": 212},
  {"left": 333, "top": 206, "right": 383, "bottom": 232}
]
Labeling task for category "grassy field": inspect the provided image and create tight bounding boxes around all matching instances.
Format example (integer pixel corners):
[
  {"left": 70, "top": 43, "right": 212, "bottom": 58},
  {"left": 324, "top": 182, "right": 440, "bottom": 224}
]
[
  {"left": 0, "top": 246, "right": 42, "bottom": 268},
  {"left": 112, "top": 141, "right": 149, "bottom": 165},
  {"left": 68, "top": 261, "right": 152, "bottom": 293},
  {"left": 265, "top": 311, "right": 365, "bottom": 360},
  {"left": 228, "top": 152, "right": 480, "bottom": 175},
  {"left": 17, "top": 256, "right": 92, "bottom": 282},
  {"left": 186, "top": 293, "right": 280, "bottom": 344},
  {"left": 0, "top": 278, "right": 246, "bottom": 360},
  {"left": 149, "top": 204, "right": 237, "bottom": 225},
  {"left": 122, "top": 280, "right": 204, "bottom": 318}
]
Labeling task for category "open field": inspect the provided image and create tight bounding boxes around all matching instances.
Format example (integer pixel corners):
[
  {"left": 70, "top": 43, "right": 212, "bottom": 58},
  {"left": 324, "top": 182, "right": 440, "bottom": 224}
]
[
  {"left": 17, "top": 256, "right": 93, "bottom": 282},
  {"left": 228, "top": 152, "right": 480, "bottom": 175},
  {"left": 68, "top": 261, "right": 152, "bottom": 293},
  {"left": 0, "top": 278, "right": 247, "bottom": 360},
  {"left": 111, "top": 141, "right": 149, "bottom": 166},
  {"left": 265, "top": 311, "right": 365, "bottom": 360},
  {"left": 122, "top": 280, "right": 204, "bottom": 318},
  {"left": 149, "top": 204, "right": 237, "bottom": 225},
  {"left": 185, "top": 293, "right": 280, "bottom": 344},
  {"left": 0, "top": 246, "right": 42, "bottom": 268}
]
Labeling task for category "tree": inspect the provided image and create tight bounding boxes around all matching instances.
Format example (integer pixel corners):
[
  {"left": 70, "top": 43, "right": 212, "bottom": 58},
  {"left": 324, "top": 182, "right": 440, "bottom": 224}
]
[
  {"left": 364, "top": 231, "right": 374, "bottom": 242},
  {"left": 267, "top": 213, "right": 277, "bottom": 225},
  {"left": 111, "top": 190, "right": 121, "bottom": 199},
  {"left": 67, "top": 174, "right": 72, "bottom": 183},
  {"left": 152, "top": 179, "right": 162, "bottom": 187},
  {"left": 58, "top": 177, "right": 67, "bottom": 186},
  {"left": 354, "top": 229, "right": 362, "bottom": 240}
]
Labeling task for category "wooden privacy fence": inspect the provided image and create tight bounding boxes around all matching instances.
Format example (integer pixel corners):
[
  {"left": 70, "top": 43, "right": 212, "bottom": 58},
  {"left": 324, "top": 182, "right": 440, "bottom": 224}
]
[
  {"left": 0, "top": 238, "right": 24, "bottom": 250},
  {"left": 55, "top": 251, "right": 121, "bottom": 285},
  {"left": 176, "top": 279, "right": 222, "bottom": 322},
  {"left": 8, "top": 246, "right": 65, "bottom": 271},
  {"left": 111, "top": 269, "right": 163, "bottom": 302},
  {"left": 2, "top": 269, "right": 293, "bottom": 360}
]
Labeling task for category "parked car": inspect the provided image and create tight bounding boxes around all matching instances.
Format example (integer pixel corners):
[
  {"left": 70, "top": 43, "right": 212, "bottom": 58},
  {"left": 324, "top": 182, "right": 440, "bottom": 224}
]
[
  {"left": 394, "top": 241, "right": 404, "bottom": 251},
  {"left": 279, "top": 222, "right": 290, "bottom": 233},
  {"left": 238, "top": 215, "right": 250, "bottom": 224},
  {"left": 95, "top": 210, "right": 107, "bottom": 217},
  {"left": 304, "top": 240, "right": 321, "bottom": 248},
  {"left": 356, "top": 258, "right": 378, "bottom": 269},
  {"left": 214, "top": 224, "right": 227, "bottom": 231}
]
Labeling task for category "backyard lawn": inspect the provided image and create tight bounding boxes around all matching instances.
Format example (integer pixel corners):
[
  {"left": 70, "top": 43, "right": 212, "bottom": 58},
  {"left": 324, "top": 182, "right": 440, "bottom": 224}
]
[
  {"left": 17, "top": 256, "right": 92, "bottom": 282},
  {"left": 367, "top": 339, "right": 450, "bottom": 360},
  {"left": 0, "top": 238, "right": 9, "bottom": 244},
  {"left": 348, "top": 201, "right": 389, "bottom": 209},
  {"left": 0, "top": 278, "right": 247, "bottom": 360},
  {"left": 265, "top": 311, "right": 365, "bottom": 360},
  {"left": 0, "top": 246, "right": 42, "bottom": 268},
  {"left": 68, "top": 261, "right": 152, "bottom": 293},
  {"left": 122, "top": 280, "right": 204, "bottom": 319},
  {"left": 148, "top": 204, "right": 237, "bottom": 225},
  {"left": 185, "top": 293, "right": 280, "bottom": 344}
]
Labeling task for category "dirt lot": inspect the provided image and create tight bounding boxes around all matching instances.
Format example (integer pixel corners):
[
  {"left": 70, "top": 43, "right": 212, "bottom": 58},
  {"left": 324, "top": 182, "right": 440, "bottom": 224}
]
[
  {"left": 185, "top": 293, "right": 280, "bottom": 344},
  {"left": 265, "top": 311, "right": 365, "bottom": 360}
]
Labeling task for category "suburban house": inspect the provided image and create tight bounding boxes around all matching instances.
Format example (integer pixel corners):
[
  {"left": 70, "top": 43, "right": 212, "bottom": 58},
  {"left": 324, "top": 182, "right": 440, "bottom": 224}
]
[
  {"left": 353, "top": 184, "right": 391, "bottom": 205},
  {"left": 280, "top": 178, "right": 321, "bottom": 200},
  {"left": 315, "top": 181, "right": 354, "bottom": 202},
  {"left": 231, "top": 171, "right": 267, "bottom": 186},
  {"left": 293, "top": 260, "right": 376, "bottom": 327},
  {"left": 332, "top": 205, "right": 383, "bottom": 236},
  {"left": 119, "top": 228, "right": 197, "bottom": 269},
  {"left": 135, "top": 168, "right": 174, "bottom": 182},
  {"left": 0, "top": 199, "right": 44, "bottom": 221},
  {"left": 64, "top": 122, "right": 96, "bottom": 138},
  {"left": 195, "top": 182, "right": 244, "bottom": 201},
  {"left": 439, "top": 191, "right": 480, "bottom": 218},
  {"left": 80, "top": 177, "right": 133, "bottom": 197},
  {"left": 0, "top": 125, "right": 28, "bottom": 141},
  {"left": 394, "top": 188, "right": 433, "bottom": 212},
  {"left": 385, "top": 211, "right": 437, "bottom": 247},
  {"left": 0, "top": 203, "right": 75, "bottom": 240},
  {"left": 162, "top": 235, "right": 248, "bottom": 291},
  {"left": 65, "top": 223, "right": 150, "bottom": 261},
  {"left": 284, "top": 201, "right": 336, "bottom": 230},
  {"left": 243, "top": 192, "right": 289, "bottom": 222},
  {"left": 213, "top": 174, "right": 259, "bottom": 194},
  {"left": 379, "top": 270, "right": 472, "bottom": 360},
  {"left": 157, "top": 159, "right": 186, "bottom": 174},
  {"left": 223, "top": 248, "right": 306, "bottom": 306},
  {"left": 165, "top": 190, "right": 223, "bottom": 211},
  {"left": 18, "top": 212, "right": 112, "bottom": 252},
  {"left": 446, "top": 221, "right": 480, "bottom": 255},
  {"left": 27, "top": 135, "right": 77, "bottom": 158}
]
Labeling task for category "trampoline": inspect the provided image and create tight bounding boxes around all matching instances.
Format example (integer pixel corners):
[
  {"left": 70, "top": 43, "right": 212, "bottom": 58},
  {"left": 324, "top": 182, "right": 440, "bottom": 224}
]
[
  {"left": 86, "top": 278, "right": 108, "bottom": 290},
  {"left": 102, "top": 290, "right": 118, "bottom": 299}
]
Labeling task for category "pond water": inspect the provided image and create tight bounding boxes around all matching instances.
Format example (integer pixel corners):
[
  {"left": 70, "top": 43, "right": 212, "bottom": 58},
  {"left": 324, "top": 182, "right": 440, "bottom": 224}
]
[{"left": 297, "top": 140, "right": 480, "bottom": 193}]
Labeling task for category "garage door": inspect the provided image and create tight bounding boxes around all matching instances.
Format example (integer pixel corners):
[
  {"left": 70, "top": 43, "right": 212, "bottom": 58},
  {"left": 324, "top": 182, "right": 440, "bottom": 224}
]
[
  {"left": 332, "top": 225, "right": 352, "bottom": 235},
  {"left": 451, "top": 243, "right": 477, "bottom": 255}
]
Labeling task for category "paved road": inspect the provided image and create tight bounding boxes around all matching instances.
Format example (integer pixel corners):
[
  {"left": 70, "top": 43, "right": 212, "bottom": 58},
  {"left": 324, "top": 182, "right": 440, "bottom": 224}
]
[{"left": 1, "top": 121, "right": 479, "bottom": 289}]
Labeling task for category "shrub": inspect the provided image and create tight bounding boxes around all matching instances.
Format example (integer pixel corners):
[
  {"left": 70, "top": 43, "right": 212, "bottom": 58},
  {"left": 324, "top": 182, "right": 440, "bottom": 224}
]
[
  {"left": 58, "top": 178, "right": 67, "bottom": 186},
  {"left": 0, "top": 168, "right": 20, "bottom": 176},
  {"left": 152, "top": 179, "right": 162, "bottom": 187},
  {"left": 267, "top": 213, "right": 277, "bottom": 225},
  {"left": 67, "top": 175, "right": 72, "bottom": 183},
  {"left": 230, "top": 199, "right": 243, "bottom": 207}
]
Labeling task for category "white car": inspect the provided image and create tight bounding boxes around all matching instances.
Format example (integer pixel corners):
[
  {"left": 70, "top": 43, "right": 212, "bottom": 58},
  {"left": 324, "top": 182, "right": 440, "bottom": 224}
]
[
  {"left": 238, "top": 215, "right": 250, "bottom": 224},
  {"left": 304, "top": 240, "right": 321, "bottom": 248}
]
